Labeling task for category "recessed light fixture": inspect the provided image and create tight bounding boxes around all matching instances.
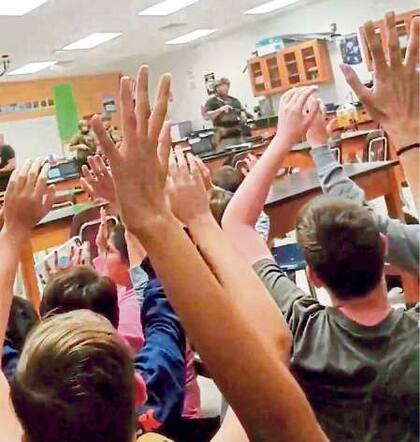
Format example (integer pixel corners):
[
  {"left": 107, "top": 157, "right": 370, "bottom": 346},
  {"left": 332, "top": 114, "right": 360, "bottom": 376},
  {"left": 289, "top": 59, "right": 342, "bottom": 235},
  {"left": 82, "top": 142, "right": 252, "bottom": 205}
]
[
  {"left": 166, "top": 29, "right": 217, "bottom": 45},
  {"left": 138, "top": 0, "right": 199, "bottom": 16},
  {"left": 245, "top": 0, "right": 300, "bottom": 15},
  {"left": 8, "top": 61, "right": 56, "bottom": 76},
  {"left": 0, "top": 0, "right": 48, "bottom": 16},
  {"left": 63, "top": 33, "right": 122, "bottom": 50}
]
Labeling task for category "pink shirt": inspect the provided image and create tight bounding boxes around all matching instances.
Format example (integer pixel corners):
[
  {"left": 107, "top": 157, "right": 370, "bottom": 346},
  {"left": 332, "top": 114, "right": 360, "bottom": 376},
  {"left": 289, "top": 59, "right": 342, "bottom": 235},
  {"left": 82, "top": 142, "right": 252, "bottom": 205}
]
[{"left": 93, "top": 256, "right": 144, "bottom": 353}]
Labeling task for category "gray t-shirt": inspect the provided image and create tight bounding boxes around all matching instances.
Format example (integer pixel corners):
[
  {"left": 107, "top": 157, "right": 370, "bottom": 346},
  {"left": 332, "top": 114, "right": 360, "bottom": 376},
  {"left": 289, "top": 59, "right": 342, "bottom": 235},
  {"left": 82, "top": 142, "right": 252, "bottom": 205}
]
[{"left": 254, "top": 258, "right": 419, "bottom": 442}]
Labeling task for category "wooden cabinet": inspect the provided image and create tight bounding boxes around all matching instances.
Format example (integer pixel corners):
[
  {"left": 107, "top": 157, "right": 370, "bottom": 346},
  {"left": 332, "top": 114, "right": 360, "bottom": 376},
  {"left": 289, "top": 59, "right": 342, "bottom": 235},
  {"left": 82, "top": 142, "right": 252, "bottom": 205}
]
[
  {"left": 248, "top": 40, "right": 333, "bottom": 97},
  {"left": 360, "top": 9, "right": 419, "bottom": 71}
]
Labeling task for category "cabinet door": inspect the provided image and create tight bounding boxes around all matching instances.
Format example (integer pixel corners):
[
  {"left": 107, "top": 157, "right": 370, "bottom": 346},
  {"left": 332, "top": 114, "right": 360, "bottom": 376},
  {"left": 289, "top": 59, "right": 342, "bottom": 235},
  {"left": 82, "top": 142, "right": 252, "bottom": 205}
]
[
  {"left": 263, "top": 54, "right": 285, "bottom": 93},
  {"left": 248, "top": 59, "right": 269, "bottom": 96},
  {"left": 297, "top": 43, "right": 321, "bottom": 84},
  {"left": 282, "top": 50, "right": 302, "bottom": 87}
]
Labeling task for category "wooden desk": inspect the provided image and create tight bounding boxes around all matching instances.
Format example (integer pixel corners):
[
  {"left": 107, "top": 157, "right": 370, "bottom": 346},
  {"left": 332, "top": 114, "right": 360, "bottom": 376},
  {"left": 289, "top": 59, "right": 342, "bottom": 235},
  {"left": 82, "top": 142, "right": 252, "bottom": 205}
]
[
  {"left": 264, "top": 160, "right": 418, "bottom": 303},
  {"left": 20, "top": 203, "right": 93, "bottom": 310},
  {"left": 203, "top": 130, "right": 375, "bottom": 173}
]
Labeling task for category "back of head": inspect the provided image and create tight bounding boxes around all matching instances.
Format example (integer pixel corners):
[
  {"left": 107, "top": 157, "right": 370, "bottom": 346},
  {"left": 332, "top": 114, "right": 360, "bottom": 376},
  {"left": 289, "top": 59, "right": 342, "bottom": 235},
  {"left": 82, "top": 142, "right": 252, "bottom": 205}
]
[
  {"left": 209, "top": 187, "right": 233, "bottom": 225},
  {"left": 40, "top": 266, "right": 119, "bottom": 328},
  {"left": 111, "top": 222, "right": 130, "bottom": 265},
  {"left": 212, "top": 166, "right": 243, "bottom": 193},
  {"left": 10, "top": 310, "right": 135, "bottom": 442},
  {"left": 296, "top": 196, "right": 385, "bottom": 301}
]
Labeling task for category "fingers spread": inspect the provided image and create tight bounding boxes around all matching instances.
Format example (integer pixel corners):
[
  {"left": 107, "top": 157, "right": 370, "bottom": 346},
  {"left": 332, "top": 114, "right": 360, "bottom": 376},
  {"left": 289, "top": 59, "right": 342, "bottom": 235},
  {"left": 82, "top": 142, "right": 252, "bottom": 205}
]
[
  {"left": 91, "top": 115, "right": 119, "bottom": 164},
  {"left": 340, "top": 64, "right": 371, "bottom": 103},
  {"left": 149, "top": 73, "right": 172, "bottom": 147},
  {"left": 34, "top": 162, "right": 50, "bottom": 201},
  {"left": 364, "top": 20, "right": 388, "bottom": 75},
  {"left": 174, "top": 146, "right": 188, "bottom": 176},
  {"left": 405, "top": 15, "right": 420, "bottom": 68},
  {"left": 26, "top": 158, "right": 44, "bottom": 190},
  {"left": 157, "top": 121, "right": 172, "bottom": 176},
  {"left": 385, "top": 11, "right": 402, "bottom": 68},
  {"left": 135, "top": 66, "right": 151, "bottom": 139},
  {"left": 120, "top": 76, "right": 137, "bottom": 146}
]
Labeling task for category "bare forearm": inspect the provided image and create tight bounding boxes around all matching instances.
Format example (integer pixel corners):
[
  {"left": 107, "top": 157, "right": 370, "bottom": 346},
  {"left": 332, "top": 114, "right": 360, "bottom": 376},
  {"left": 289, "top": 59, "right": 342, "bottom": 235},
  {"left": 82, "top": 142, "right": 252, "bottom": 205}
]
[
  {"left": 0, "top": 229, "right": 22, "bottom": 353},
  {"left": 206, "top": 108, "right": 224, "bottom": 121},
  {"left": 133, "top": 216, "right": 324, "bottom": 441},
  {"left": 223, "top": 133, "right": 294, "bottom": 228},
  {"left": 188, "top": 212, "right": 291, "bottom": 362},
  {"left": 399, "top": 148, "right": 419, "bottom": 213}
]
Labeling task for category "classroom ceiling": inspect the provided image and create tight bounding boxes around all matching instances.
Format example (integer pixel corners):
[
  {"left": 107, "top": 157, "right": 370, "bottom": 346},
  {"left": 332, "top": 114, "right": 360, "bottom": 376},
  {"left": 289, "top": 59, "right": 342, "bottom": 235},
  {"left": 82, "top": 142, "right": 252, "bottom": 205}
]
[{"left": 0, "top": 0, "right": 314, "bottom": 81}]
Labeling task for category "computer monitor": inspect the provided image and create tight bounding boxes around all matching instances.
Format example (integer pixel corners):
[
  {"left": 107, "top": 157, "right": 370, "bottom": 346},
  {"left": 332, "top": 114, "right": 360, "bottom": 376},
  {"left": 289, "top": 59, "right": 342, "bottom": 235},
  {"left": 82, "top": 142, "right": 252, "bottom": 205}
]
[{"left": 189, "top": 135, "right": 214, "bottom": 156}]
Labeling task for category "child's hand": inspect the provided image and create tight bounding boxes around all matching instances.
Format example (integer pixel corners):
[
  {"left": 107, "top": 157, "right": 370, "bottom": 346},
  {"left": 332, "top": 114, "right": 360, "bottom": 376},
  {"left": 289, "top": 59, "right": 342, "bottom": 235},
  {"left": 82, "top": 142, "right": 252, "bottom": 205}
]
[
  {"left": 167, "top": 147, "right": 210, "bottom": 226},
  {"left": 95, "top": 206, "right": 109, "bottom": 257},
  {"left": 306, "top": 99, "right": 329, "bottom": 148},
  {"left": 3, "top": 158, "right": 55, "bottom": 243}
]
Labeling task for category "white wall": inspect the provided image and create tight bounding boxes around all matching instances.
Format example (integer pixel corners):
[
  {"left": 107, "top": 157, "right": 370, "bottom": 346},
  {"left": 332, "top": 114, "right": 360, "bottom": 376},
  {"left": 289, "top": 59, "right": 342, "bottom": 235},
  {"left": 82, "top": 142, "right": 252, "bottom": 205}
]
[
  {"left": 0, "top": 116, "right": 63, "bottom": 164},
  {"left": 125, "top": 0, "right": 418, "bottom": 129}
]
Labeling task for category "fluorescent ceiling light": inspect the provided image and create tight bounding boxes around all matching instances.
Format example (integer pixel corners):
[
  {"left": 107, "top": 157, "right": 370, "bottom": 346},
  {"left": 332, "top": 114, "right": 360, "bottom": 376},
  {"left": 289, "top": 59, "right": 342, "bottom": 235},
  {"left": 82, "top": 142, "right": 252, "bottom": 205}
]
[
  {"left": 63, "top": 33, "right": 122, "bottom": 50},
  {"left": 0, "top": 0, "right": 48, "bottom": 16},
  {"left": 8, "top": 61, "right": 56, "bottom": 75},
  {"left": 138, "top": 0, "right": 199, "bottom": 16},
  {"left": 166, "top": 29, "right": 217, "bottom": 45},
  {"left": 245, "top": 0, "right": 300, "bottom": 14}
]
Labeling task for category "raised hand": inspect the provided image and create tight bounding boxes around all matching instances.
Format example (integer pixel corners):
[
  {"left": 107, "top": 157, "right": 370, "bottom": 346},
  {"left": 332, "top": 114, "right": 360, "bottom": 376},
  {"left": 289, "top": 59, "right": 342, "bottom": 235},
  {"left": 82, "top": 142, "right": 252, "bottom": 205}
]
[
  {"left": 95, "top": 206, "right": 109, "bottom": 256},
  {"left": 81, "top": 155, "right": 116, "bottom": 205},
  {"left": 238, "top": 153, "right": 258, "bottom": 177},
  {"left": 306, "top": 99, "right": 329, "bottom": 148},
  {"left": 277, "top": 86, "right": 320, "bottom": 145},
  {"left": 3, "top": 158, "right": 55, "bottom": 242},
  {"left": 44, "top": 244, "right": 88, "bottom": 278},
  {"left": 167, "top": 147, "right": 210, "bottom": 226},
  {"left": 195, "top": 155, "right": 214, "bottom": 191},
  {"left": 91, "top": 66, "right": 172, "bottom": 234},
  {"left": 340, "top": 12, "right": 419, "bottom": 148}
]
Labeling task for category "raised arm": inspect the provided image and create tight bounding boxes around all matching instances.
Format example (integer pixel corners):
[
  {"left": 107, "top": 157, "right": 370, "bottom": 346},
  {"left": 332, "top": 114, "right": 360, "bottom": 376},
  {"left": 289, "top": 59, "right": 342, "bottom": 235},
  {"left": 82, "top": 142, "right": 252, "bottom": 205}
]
[
  {"left": 341, "top": 12, "right": 419, "bottom": 212},
  {"left": 0, "top": 159, "right": 55, "bottom": 442},
  {"left": 222, "top": 87, "right": 319, "bottom": 265},
  {"left": 92, "top": 67, "right": 327, "bottom": 442},
  {"left": 0, "top": 159, "right": 55, "bottom": 353}
]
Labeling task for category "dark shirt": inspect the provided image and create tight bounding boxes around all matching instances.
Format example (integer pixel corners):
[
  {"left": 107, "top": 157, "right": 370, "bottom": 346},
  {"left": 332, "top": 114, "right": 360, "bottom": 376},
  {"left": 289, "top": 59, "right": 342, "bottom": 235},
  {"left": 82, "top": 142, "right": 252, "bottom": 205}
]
[
  {"left": 205, "top": 95, "right": 242, "bottom": 128},
  {"left": 0, "top": 144, "right": 15, "bottom": 191},
  {"left": 254, "top": 258, "right": 419, "bottom": 442},
  {"left": 0, "top": 144, "right": 14, "bottom": 170}
]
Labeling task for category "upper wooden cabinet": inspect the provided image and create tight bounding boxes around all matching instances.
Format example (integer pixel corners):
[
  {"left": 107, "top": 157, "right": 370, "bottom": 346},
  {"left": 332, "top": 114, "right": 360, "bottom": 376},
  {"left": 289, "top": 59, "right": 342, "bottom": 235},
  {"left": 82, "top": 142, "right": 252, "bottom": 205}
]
[
  {"left": 248, "top": 39, "right": 333, "bottom": 97},
  {"left": 360, "top": 9, "right": 420, "bottom": 71}
]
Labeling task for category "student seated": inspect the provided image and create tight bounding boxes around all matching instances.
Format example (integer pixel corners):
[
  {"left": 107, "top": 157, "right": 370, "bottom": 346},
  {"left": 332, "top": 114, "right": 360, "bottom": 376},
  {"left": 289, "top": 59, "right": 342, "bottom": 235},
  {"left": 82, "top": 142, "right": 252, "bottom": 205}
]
[
  {"left": 82, "top": 161, "right": 202, "bottom": 424},
  {"left": 10, "top": 310, "right": 139, "bottom": 442},
  {"left": 222, "top": 87, "right": 419, "bottom": 440}
]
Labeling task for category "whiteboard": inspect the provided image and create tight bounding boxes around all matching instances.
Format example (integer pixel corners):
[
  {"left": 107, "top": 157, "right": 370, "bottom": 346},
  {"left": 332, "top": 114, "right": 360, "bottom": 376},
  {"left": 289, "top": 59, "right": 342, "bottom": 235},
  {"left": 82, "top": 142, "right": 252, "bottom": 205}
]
[{"left": 0, "top": 116, "right": 64, "bottom": 165}]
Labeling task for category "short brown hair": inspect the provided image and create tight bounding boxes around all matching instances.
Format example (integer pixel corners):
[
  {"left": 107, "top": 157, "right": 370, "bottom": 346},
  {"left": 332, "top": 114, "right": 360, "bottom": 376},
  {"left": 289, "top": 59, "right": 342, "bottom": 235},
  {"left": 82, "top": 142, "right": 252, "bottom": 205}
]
[
  {"left": 212, "top": 166, "right": 243, "bottom": 193},
  {"left": 10, "top": 310, "right": 135, "bottom": 442},
  {"left": 40, "top": 266, "right": 119, "bottom": 328},
  {"left": 209, "top": 188, "right": 233, "bottom": 225},
  {"left": 296, "top": 196, "right": 385, "bottom": 300}
]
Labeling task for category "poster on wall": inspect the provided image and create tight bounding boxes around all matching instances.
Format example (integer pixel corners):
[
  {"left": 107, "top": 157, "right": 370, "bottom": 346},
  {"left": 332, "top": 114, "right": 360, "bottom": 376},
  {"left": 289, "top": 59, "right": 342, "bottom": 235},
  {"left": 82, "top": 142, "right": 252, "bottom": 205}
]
[
  {"left": 340, "top": 33, "right": 362, "bottom": 65},
  {"left": 204, "top": 73, "right": 215, "bottom": 95}
]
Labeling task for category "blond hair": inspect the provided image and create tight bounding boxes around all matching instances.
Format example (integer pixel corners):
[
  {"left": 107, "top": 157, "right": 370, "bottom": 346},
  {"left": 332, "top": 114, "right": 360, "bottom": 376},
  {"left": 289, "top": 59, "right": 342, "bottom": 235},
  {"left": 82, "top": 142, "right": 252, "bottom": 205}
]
[{"left": 11, "top": 310, "right": 136, "bottom": 442}]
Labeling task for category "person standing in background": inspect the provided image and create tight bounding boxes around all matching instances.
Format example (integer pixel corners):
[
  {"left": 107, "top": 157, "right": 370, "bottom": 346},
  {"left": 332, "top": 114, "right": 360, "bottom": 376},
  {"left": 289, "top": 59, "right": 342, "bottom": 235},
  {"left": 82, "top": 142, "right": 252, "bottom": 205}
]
[
  {"left": 204, "top": 78, "right": 249, "bottom": 151},
  {"left": 101, "top": 113, "right": 122, "bottom": 148},
  {"left": 0, "top": 135, "right": 16, "bottom": 192},
  {"left": 68, "top": 120, "right": 97, "bottom": 169}
]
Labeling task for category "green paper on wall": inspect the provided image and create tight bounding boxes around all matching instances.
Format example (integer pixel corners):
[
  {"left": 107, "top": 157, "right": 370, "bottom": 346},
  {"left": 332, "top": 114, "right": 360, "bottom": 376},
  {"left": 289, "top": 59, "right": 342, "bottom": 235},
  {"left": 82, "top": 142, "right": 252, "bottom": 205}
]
[{"left": 53, "top": 84, "right": 79, "bottom": 142}]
